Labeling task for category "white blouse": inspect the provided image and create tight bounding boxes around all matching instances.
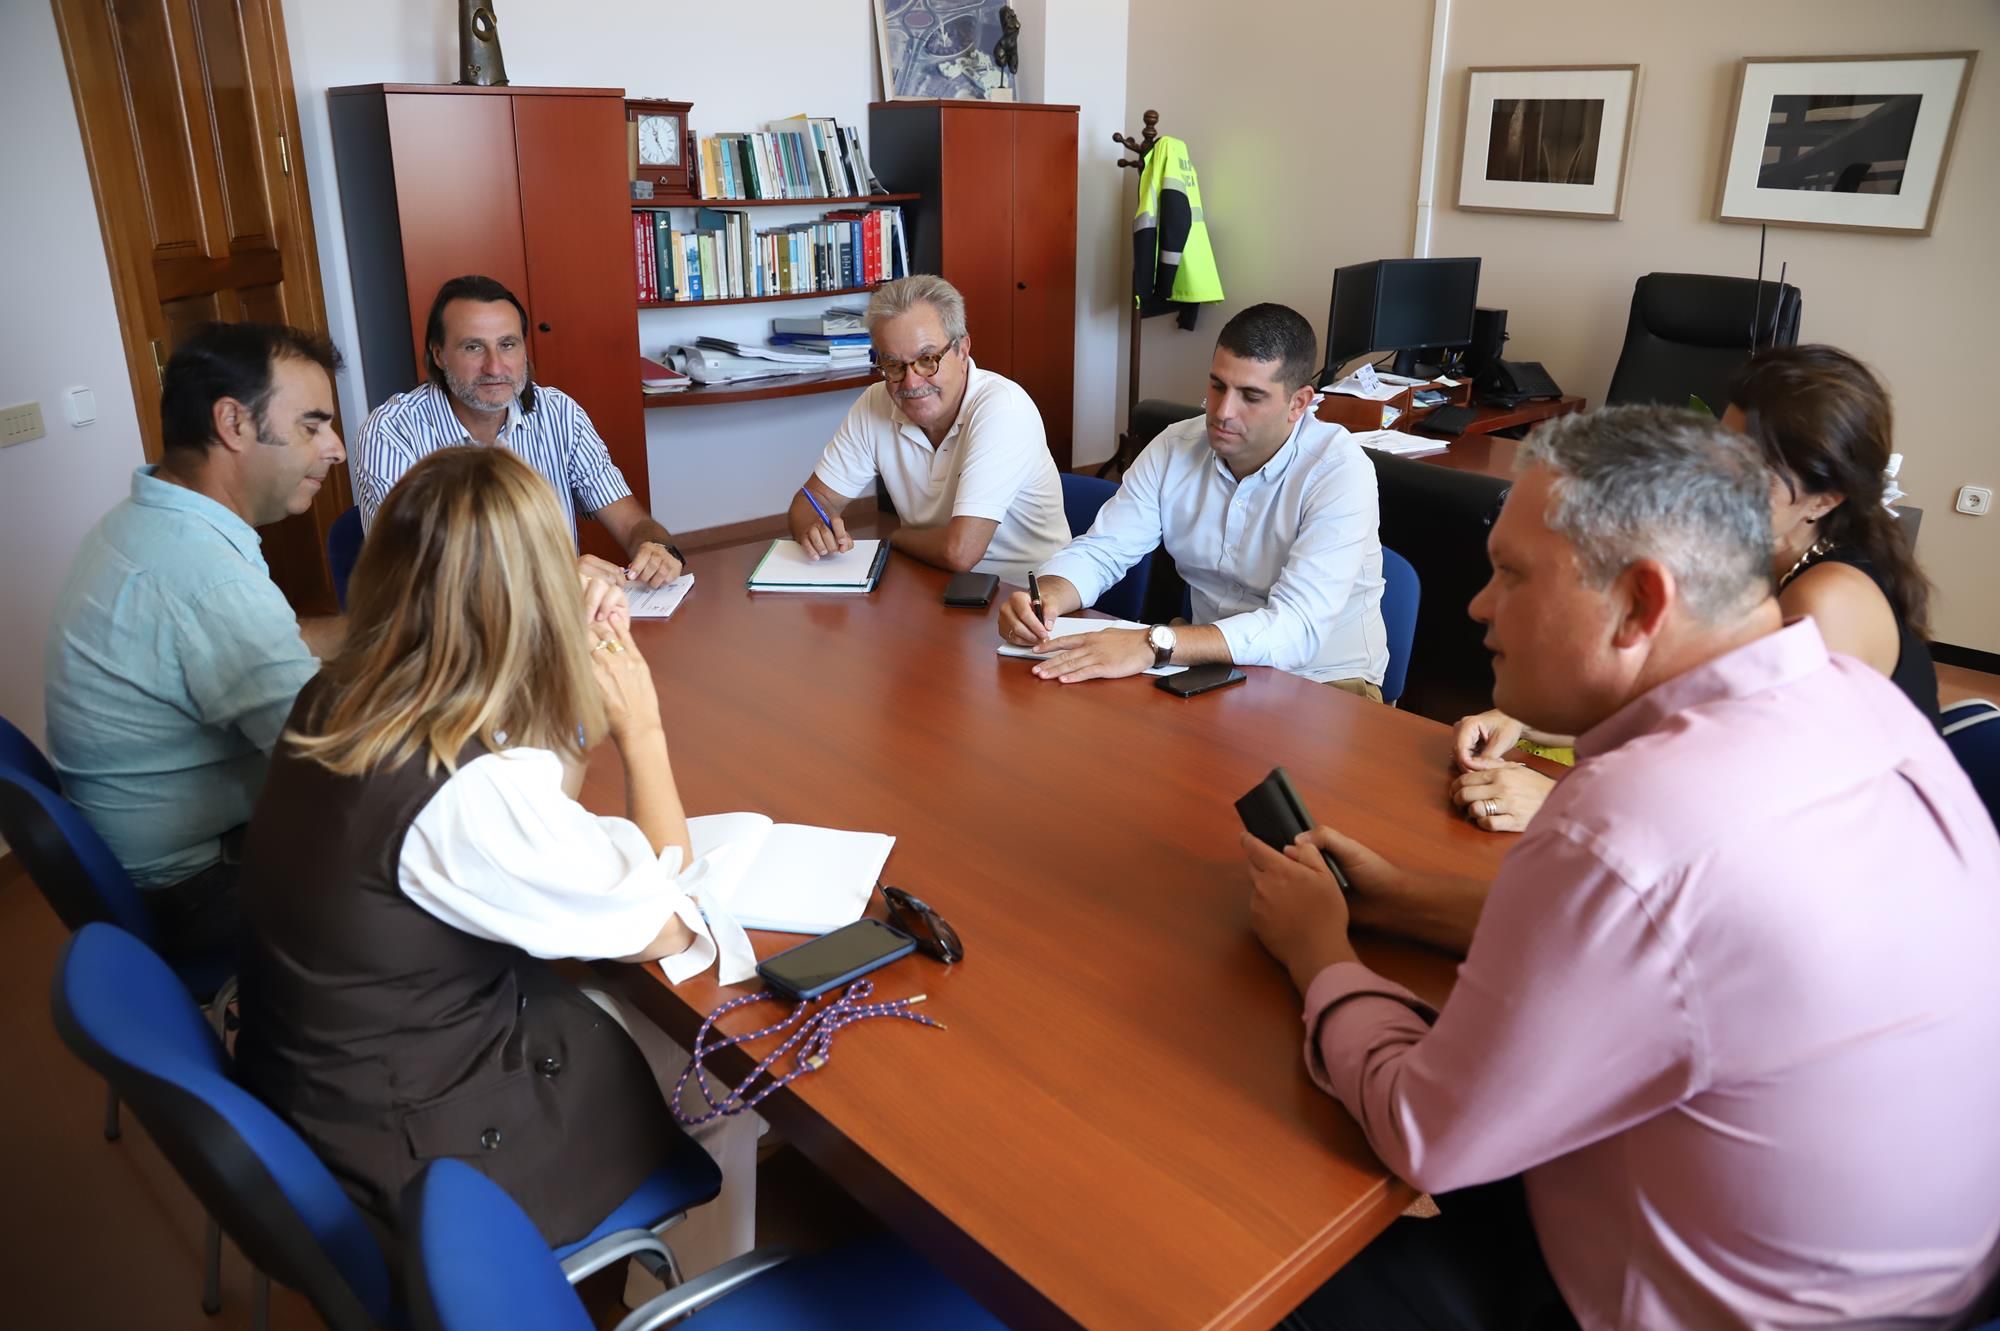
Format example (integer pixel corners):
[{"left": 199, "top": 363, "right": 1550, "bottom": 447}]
[{"left": 398, "top": 747, "right": 727, "bottom": 984}]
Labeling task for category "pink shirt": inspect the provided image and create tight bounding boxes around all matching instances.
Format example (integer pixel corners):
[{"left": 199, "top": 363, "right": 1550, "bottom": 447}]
[{"left": 1303, "top": 621, "right": 2000, "bottom": 1330}]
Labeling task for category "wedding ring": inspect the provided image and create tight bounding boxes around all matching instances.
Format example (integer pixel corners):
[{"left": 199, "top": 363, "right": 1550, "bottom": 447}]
[{"left": 1483, "top": 799, "right": 1499, "bottom": 819}]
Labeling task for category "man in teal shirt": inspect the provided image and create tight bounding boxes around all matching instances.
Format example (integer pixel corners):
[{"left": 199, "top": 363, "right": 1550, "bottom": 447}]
[{"left": 44, "top": 322, "right": 346, "bottom": 954}]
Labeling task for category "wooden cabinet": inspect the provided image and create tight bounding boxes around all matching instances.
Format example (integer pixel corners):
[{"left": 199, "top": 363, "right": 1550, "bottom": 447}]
[
  {"left": 869, "top": 101, "right": 1079, "bottom": 469},
  {"left": 327, "top": 84, "right": 644, "bottom": 563}
]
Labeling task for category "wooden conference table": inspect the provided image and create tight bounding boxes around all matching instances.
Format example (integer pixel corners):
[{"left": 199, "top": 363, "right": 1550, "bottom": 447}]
[{"left": 585, "top": 543, "right": 1519, "bottom": 1331}]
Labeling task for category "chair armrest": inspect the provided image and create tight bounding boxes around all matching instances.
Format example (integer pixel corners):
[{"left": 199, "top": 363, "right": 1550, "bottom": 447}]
[{"left": 610, "top": 1245, "right": 799, "bottom": 1331}]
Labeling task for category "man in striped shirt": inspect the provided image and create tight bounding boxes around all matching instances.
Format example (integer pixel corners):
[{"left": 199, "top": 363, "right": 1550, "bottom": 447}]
[{"left": 353, "top": 275, "right": 684, "bottom": 587}]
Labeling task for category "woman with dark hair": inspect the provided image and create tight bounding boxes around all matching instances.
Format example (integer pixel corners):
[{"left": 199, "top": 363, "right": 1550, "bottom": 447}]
[{"left": 1451, "top": 345, "right": 1938, "bottom": 832}]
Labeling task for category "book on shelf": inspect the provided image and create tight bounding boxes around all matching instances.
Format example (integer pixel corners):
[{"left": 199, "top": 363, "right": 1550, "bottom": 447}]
[
  {"left": 639, "top": 354, "right": 689, "bottom": 394},
  {"left": 770, "top": 332, "right": 870, "bottom": 352},
  {"left": 771, "top": 306, "right": 867, "bottom": 336},
  {"left": 633, "top": 208, "right": 905, "bottom": 304},
  {"left": 683, "top": 113, "right": 888, "bottom": 203}
]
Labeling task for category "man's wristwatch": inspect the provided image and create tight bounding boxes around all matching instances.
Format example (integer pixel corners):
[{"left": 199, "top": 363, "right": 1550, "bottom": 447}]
[
  {"left": 666, "top": 543, "right": 686, "bottom": 565},
  {"left": 1146, "top": 623, "right": 1177, "bottom": 669}
]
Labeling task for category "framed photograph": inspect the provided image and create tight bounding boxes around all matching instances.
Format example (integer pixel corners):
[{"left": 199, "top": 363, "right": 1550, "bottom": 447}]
[
  {"left": 1455, "top": 65, "right": 1641, "bottom": 220},
  {"left": 874, "top": 0, "right": 1011, "bottom": 101},
  {"left": 1715, "top": 52, "right": 1977, "bottom": 236}
]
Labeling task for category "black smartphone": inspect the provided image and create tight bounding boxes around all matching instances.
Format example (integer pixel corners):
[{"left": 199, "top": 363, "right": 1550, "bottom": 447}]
[
  {"left": 1155, "top": 664, "right": 1247, "bottom": 697},
  {"left": 942, "top": 571, "right": 1000, "bottom": 608},
  {"left": 757, "top": 918, "right": 917, "bottom": 1002},
  {"left": 1235, "top": 766, "right": 1351, "bottom": 891}
]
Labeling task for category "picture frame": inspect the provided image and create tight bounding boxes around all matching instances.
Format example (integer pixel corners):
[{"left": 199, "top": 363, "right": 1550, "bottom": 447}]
[
  {"left": 873, "top": 0, "right": 1012, "bottom": 102},
  {"left": 1455, "top": 65, "right": 1641, "bottom": 221},
  {"left": 1714, "top": 52, "right": 1976, "bottom": 237}
]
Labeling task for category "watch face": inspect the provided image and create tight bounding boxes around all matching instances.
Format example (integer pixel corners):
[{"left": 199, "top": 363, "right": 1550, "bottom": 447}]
[{"left": 637, "top": 115, "right": 680, "bottom": 167}]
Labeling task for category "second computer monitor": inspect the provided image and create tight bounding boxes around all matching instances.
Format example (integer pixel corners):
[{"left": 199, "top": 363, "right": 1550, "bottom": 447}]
[{"left": 1322, "top": 257, "right": 1482, "bottom": 380}]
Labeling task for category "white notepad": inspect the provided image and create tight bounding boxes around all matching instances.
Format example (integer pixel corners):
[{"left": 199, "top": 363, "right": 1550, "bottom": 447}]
[
  {"left": 996, "top": 616, "right": 1189, "bottom": 677},
  {"left": 625, "top": 572, "right": 693, "bottom": 619},
  {"left": 746, "top": 539, "right": 887, "bottom": 593},
  {"left": 685, "top": 812, "right": 895, "bottom": 934}
]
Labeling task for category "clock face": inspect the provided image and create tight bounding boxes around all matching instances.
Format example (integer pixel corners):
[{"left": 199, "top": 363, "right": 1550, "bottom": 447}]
[{"left": 638, "top": 115, "right": 680, "bottom": 167}]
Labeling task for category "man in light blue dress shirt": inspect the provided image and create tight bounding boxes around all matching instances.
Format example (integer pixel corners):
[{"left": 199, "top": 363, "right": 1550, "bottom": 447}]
[
  {"left": 999, "top": 304, "right": 1388, "bottom": 695},
  {"left": 44, "top": 322, "right": 346, "bottom": 955}
]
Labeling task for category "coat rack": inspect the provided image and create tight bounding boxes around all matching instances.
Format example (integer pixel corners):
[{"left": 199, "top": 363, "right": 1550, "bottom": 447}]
[{"left": 1103, "top": 110, "right": 1160, "bottom": 479}]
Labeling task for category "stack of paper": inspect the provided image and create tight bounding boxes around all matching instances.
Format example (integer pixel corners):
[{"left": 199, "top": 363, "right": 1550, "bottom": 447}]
[
  {"left": 996, "top": 616, "right": 1190, "bottom": 677},
  {"left": 665, "top": 344, "right": 807, "bottom": 385},
  {"left": 746, "top": 539, "right": 888, "bottom": 594},
  {"left": 1352, "top": 429, "right": 1447, "bottom": 458},
  {"left": 684, "top": 812, "right": 894, "bottom": 934}
]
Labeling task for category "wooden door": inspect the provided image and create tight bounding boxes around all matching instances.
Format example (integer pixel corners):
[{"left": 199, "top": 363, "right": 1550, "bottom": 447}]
[
  {"left": 53, "top": 0, "right": 347, "bottom": 614},
  {"left": 383, "top": 90, "right": 532, "bottom": 384},
  {"left": 512, "top": 93, "right": 647, "bottom": 566},
  {"left": 1009, "top": 109, "right": 1079, "bottom": 470},
  {"left": 937, "top": 108, "right": 1017, "bottom": 380}
]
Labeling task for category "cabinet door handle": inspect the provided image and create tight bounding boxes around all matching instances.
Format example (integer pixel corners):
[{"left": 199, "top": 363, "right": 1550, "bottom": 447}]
[
  {"left": 538, "top": 322, "right": 552, "bottom": 333},
  {"left": 1016, "top": 282, "right": 1027, "bottom": 290}
]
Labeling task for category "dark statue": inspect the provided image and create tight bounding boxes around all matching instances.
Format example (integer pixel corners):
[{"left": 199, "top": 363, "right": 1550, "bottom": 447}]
[
  {"left": 992, "top": 5, "right": 1021, "bottom": 89},
  {"left": 457, "top": 0, "right": 509, "bottom": 87}
]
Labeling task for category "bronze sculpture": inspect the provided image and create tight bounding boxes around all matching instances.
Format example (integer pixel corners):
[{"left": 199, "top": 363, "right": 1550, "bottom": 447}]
[
  {"left": 457, "top": 0, "right": 509, "bottom": 87},
  {"left": 993, "top": 5, "right": 1020, "bottom": 93}
]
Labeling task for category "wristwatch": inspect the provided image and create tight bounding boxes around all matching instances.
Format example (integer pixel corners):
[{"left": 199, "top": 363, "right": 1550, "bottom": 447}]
[
  {"left": 666, "top": 543, "right": 686, "bottom": 565},
  {"left": 1146, "top": 623, "right": 1177, "bottom": 669}
]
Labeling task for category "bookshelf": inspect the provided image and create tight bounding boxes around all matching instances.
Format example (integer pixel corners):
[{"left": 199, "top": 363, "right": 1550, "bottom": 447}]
[
  {"left": 641, "top": 366, "right": 881, "bottom": 408},
  {"left": 638, "top": 282, "right": 883, "bottom": 311}
]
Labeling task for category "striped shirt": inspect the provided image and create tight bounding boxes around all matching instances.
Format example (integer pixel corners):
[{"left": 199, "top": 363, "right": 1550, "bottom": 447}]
[{"left": 351, "top": 381, "right": 632, "bottom": 542}]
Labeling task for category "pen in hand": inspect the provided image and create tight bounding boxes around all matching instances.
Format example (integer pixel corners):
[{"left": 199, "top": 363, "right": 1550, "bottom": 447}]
[
  {"left": 801, "top": 486, "right": 835, "bottom": 532},
  {"left": 1028, "top": 571, "right": 1045, "bottom": 632}
]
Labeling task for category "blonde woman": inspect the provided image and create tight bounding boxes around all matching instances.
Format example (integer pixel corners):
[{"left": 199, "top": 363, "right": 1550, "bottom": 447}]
[{"left": 232, "top": 446, "right": 735, "bottom": 1257}]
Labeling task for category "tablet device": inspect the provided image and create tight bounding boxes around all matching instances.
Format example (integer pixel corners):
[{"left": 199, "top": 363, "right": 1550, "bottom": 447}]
[
  {"left": 1235, "top": 766, "right": 1351, "bottom": 891},
  {"left": 758, "top": 918, "right": 917, "bottom": 1002}
]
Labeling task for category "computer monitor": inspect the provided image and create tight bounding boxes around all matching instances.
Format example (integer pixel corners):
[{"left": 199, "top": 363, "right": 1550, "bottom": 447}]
[{"left": 1321, "top": 257, "right": 1482, "bottom": 381}]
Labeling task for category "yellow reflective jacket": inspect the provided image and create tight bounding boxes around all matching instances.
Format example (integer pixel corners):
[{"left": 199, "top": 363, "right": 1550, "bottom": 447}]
[{"left": 1134, "top": 135, "right": 1223, "bottom": 328}]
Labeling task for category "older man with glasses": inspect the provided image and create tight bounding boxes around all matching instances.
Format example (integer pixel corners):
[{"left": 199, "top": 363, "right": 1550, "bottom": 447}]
[{"left": 785, "top": 274, "right": 1067, "bottom": 582}]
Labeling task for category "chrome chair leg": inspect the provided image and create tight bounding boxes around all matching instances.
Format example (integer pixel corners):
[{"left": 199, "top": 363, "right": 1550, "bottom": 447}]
[
  {"left": 202, "top": 1216, "right": 223, "bottom": 1315},
  {"left": 103, "top": 1084, "right": 121, "bottom": 1142}
]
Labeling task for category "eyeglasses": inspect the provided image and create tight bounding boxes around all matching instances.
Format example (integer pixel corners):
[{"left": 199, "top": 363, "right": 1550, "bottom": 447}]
[
  {"left": 879, "top": 884, "right": 963, "bottom": 963},
  {"left": 876, "top": 339, "right": 958, "bottom": 381}
]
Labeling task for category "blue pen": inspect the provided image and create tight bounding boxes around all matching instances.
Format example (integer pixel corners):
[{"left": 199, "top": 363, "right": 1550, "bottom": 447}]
[{"left": 800, "top": 487, "right": 835, "bottom": 532}]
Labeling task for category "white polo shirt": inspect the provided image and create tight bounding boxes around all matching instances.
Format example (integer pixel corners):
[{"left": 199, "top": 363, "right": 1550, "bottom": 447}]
[{"left": 811, "top": 360, "right": 1068, "bottom": 584}]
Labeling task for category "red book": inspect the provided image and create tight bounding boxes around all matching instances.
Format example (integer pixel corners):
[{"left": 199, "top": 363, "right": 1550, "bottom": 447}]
[
  {"left": 639, "top": 355, "right": 688, "bottom": 393},
  {"left": 633, "top": 213, "right": 654, "bottom": 300}
]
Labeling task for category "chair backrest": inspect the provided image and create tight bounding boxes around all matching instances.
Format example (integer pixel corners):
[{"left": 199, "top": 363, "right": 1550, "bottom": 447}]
[
  {"left": 1942, "top": 698, "right": 2000, "bottom": 828},
  {"left": 1379, "top": 548, "right": 1420, "bottom": 706},
  {"left": 327, "top": 506, "right": 364, "bottom": 611},
  {"left": 0, "top": 765, "right": 154, "bottom": 939},
  {"left": 0, "top": 712, "right": 59, "bottom": 790},
  {"left": 1604, "top": 272, "right": 1803, "bottom": 412},
  {"left": 1058, "top": 472, "right": 1152, "bottom": 622},
  {"left": 404, "top": 1159, "right": 593, "bottom": 1331},
  {"left": 51, "top": 924, "right": 394, "bottom": 1331}
]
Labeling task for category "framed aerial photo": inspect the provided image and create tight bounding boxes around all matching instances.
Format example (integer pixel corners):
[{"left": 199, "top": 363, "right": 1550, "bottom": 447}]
[
  {"left": 873, "top": 0, "right": 1011, "bottom": 101},
  {"left": 1456, "top": 65, "right": 1641, "bottom": 220},
  {"left": 1715, "top": 52, "right": 1976, "bottom": 236}
]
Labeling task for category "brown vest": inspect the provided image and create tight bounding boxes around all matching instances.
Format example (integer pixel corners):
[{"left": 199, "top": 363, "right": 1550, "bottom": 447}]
[{"left": 233, "top": 678, "right": 673, "bottom": 1247}]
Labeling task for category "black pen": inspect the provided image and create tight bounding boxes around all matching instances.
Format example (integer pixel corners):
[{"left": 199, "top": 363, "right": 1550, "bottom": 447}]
[{"left": 1028, "top": 571, "right": 1044, "bottom": 628}]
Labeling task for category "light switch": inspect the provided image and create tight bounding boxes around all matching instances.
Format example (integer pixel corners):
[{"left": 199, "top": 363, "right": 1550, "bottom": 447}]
[
  {"left": 0, "top": 401, "right": 46, "bottom": 448},
  {"left": 65, "top": 386, "right": 96, "bottom": 427}
]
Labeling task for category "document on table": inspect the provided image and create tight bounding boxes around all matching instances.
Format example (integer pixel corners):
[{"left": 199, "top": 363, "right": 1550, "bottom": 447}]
[
  {"left": 746, "top": 539, "right": 888, "bottom": 593},
  {"left": 997, "top": 616, "right": 1190, "bottom": 677},
  {"left": 1351, "top": 429, "right": 1447, "bottom": 458},
  {"left": 681, "top": 812, "right": 894, "bottom": 934},
  {"left": 625, "top": 572, "right": 694, "bottom": 619}
]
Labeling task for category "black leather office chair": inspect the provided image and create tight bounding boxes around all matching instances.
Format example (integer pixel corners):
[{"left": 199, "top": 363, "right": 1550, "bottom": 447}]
[{"left": 1604, "top": 273, "right": 1802, "bottom": 413}]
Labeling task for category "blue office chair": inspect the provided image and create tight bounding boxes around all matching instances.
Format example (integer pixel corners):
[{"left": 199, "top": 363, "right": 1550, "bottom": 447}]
[
  {"left": 1942, "top": 698, "right": 2000, "bottom": 828},
  {"left": 51, "top": 923, "right": 723, "bottom": 1331},
  {"left": 1059, "top": 473, "right": 1152, "bottom": 623},
  {"left": 328, "top": 505, "right": 363, "bottom": 611},
  {"left": 0, "top": 711, "right": 59, "bottom": 790},
  {"left": 406, "top": 1157, "right": 1007, "bottom": 1331},
  {"left": 1379, "top": 548, "right": 1420, "bottom": 707}
]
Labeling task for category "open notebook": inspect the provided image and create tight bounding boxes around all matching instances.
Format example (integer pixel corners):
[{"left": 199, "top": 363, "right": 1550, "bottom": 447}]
[
  {"left": 746, "top": 539, "right": 889, "bottom": 594},
  {"left": 996, "top": 616, "right": 1189, "bottom": 677},
  {"left": 685, "top": 812, "right": 895, "bottom": 934}
]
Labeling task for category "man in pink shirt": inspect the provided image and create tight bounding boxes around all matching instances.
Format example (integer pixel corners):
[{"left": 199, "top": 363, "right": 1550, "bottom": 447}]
[{"left": 1247, "top": 407, "right": 2000, "bottom": 1330}]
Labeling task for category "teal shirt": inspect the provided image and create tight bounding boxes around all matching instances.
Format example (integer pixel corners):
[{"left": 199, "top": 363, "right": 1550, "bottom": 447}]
[{"left": 43, "top": 467, "right": 319, "bottom": 888}]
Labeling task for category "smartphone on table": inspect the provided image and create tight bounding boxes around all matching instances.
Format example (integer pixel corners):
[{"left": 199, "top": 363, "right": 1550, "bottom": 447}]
[
  {"left": 1155, "top": 664, "right": 1247, "bottom": 697},
  {"left": 942, "top": 571, "right": 1000, "bottom": 608},
  {"left": 757, "top": 918, "right": 917, "bottom": 1002}
]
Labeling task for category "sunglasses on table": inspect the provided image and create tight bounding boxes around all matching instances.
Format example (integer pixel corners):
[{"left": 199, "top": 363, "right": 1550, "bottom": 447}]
[{"left": 879, "top": 884, "right": 964, "bottom": 964}]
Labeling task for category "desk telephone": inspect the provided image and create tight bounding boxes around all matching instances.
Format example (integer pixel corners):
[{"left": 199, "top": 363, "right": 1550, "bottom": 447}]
[{"left": 1478, "top": 360, "right": 1563, "bottom": 406}]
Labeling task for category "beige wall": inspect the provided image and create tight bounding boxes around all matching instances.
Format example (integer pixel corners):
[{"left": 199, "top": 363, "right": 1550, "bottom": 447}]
[
  {"left": 1123, "top": 3, "right": 1436, "bottom": 408},
  {"left": 1127, "top": 0, "right": 1998, "bottom": 652},
  {"left": 1432, "top": 0, "right": 1999, "bottom": 652}
]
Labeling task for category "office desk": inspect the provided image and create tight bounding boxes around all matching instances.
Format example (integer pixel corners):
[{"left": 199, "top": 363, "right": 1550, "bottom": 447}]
[{"left": 586, "top": 544, "right": 1516, "bottom": 1331}]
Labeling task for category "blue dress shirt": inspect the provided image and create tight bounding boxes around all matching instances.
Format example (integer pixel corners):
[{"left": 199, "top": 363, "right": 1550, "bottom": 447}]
[{"left": 43, "top": 467, "right": 319, "bottom": 888}]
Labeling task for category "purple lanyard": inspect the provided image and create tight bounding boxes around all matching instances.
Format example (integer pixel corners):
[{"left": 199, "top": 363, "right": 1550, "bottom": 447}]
[{"left": 671, "top": 979, "right": 944, "bottom": 1127}]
